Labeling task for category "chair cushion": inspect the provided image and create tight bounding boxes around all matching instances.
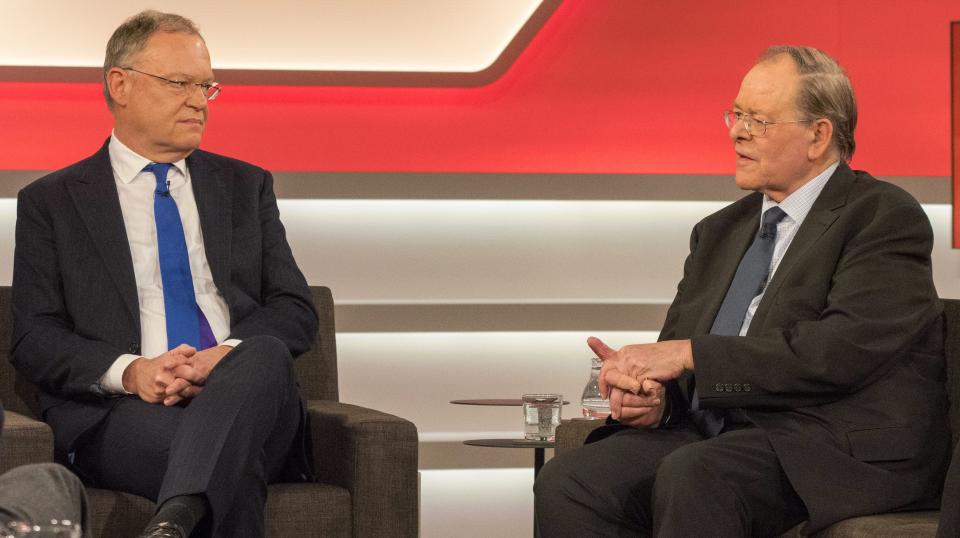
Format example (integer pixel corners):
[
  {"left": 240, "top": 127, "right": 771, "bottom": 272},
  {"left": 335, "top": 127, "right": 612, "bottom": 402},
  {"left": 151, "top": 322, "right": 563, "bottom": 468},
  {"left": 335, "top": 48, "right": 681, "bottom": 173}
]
[
  {"left": 780, "top": 511, "right": 940, "bottom": 537},
  {"left": 87, "top": 483, "right": 352, "bottom": 537},
  {"left": 0, "top": 411, "right": 54, "bottom": 474}
]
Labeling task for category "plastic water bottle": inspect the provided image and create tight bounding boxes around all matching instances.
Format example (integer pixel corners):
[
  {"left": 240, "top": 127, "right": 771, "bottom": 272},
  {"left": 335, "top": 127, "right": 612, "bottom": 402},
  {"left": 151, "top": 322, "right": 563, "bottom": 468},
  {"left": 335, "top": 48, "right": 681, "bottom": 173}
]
[{"left": 580, "top": 357, "right": 610, "bottom": 419}]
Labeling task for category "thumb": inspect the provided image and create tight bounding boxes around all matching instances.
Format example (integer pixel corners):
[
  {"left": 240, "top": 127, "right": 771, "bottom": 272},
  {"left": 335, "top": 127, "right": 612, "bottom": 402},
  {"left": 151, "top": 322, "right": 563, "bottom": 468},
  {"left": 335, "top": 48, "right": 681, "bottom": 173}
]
[{"left": 587, "top": 336, "right": 616, "bottom": 361}]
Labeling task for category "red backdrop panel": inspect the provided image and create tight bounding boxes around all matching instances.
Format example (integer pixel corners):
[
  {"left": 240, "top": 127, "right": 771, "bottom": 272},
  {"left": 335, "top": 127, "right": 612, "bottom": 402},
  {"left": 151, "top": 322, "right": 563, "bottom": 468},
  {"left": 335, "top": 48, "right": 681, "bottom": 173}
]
[
  {"left": 953, "top": 22, "right": 960, "bottom": 247},
  {"left": 2, "top": 1, "right": 960, "bottom": 175}
]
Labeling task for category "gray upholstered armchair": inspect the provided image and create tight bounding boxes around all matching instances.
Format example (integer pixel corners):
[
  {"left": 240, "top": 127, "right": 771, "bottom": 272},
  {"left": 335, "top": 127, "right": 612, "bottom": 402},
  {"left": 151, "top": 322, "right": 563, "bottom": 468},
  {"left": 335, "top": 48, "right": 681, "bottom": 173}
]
[
  {"left": 554, "top": 299, "right": 960, "bottom": 537},
  {"left": 0, "top": 286, "right": 419, "bottom": 537}
]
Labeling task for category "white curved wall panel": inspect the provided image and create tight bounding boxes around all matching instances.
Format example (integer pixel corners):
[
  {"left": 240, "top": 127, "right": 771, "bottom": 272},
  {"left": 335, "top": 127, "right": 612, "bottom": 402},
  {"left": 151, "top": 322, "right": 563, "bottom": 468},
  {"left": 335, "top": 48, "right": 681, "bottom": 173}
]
[
  {"left": 1, "top": 0, "right": 542, "bottom": 72},
  {"left": 1, "top": 200, "right": 959, "bottom": 300}
]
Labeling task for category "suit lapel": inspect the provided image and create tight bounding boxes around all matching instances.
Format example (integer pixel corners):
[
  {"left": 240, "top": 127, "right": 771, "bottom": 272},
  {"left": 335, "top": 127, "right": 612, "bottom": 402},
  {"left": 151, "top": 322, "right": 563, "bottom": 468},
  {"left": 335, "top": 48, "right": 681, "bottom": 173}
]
[
  {"left": 65, "top": 141, "right": 140, "bottom": 323},
  {"left": 749, "top": 164, "right": 852, "bottom": 332},
  {"left": 188, "top": 151, "right": 233, "bottom": 292},
  {"left": 692, "top": 194, "right": 763, "bottom": 336}
]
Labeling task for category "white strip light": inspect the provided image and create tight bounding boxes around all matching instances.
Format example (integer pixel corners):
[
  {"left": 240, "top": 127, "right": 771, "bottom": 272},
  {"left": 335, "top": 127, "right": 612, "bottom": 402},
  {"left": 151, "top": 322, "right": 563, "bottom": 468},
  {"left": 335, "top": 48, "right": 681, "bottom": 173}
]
[{"left": 0, "top": 0, "right": 543, "bottom": 72}]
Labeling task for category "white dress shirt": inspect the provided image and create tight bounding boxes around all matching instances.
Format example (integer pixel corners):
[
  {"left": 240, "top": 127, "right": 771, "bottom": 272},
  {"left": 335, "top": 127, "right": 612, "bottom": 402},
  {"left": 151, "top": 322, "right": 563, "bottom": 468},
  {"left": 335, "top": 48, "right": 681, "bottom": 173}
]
[
  {"left": 99, "top": 133, "right": 239, "bottom": 393},
  {"left": 738, "top": 161, "right": 839, "bottom": 335}
]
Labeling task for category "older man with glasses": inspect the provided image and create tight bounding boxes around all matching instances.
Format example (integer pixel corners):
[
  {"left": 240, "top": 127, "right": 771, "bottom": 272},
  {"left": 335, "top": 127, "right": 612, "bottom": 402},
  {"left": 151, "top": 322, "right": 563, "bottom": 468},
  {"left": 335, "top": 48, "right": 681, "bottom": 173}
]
[
  {"left": 535, "top": 46, "right": 948, "bottom": 537},
  {"left": 10, "top": 10, "right": 317, "bottom": 538}
]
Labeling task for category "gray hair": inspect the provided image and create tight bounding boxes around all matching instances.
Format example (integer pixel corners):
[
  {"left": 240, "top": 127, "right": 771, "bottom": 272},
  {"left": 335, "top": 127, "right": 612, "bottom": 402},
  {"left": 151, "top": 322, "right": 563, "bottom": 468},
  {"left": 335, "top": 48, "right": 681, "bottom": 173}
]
[
  {"left": 102, "top": 10, "right": 202, "bottom": 109},
  {"left": 759, "top": 46, "right": 857, "bottom": 162}
]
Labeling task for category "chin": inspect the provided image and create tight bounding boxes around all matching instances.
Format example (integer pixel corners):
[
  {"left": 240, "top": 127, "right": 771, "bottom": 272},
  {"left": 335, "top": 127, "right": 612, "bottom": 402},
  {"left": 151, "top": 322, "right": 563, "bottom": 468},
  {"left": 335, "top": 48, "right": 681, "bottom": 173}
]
[{"left": 734, "top": 173, "right": 760, "bottom": 192}]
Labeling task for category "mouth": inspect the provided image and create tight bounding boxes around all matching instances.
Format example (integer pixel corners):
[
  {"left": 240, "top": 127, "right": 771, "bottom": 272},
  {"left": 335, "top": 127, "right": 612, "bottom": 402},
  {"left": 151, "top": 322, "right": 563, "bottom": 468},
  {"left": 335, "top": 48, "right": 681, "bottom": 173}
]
[
  {"left": 736, "top": 150, "right": 755, "bottom": 163},
  {"left": 178, "top": 119, "right": 205, "bottom": 127}
]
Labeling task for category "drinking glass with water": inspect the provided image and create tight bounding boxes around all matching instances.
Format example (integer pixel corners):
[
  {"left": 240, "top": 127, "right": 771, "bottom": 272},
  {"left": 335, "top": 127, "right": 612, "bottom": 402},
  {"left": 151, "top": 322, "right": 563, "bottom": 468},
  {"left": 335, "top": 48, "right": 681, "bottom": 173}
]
[{"left": 522, "top": 394, "right": 562, "bottom": 441}]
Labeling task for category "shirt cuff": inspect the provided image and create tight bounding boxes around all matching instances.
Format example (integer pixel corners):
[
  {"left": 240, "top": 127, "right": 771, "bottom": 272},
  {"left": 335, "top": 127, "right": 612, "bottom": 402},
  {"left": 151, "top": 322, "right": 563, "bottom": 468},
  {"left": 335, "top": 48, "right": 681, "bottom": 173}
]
[
  {"left": 221, "top": 339, "right": 242, "bottom": 348},
  {"left": 98, "top": 353, "right": 140, "bottom": 395}
]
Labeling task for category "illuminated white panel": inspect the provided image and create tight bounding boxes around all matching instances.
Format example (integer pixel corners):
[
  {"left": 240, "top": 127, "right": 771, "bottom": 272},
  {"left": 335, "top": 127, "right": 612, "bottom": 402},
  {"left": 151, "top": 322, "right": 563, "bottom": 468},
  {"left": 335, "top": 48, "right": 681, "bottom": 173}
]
[
  {"left": 0, "top": 0, "right": 542, "bottom": 72},
  {"left": 0, "top": 201, "right": 959, "bottom": 301},
  {"left": 337, "top": 331, "right": 658, "bottom": 438},
  {"left": 280, "top": 200, "right": 722, "bottom": 304},
  {"left": 421, "top": 469, "right": 533, "bottom": 538}
]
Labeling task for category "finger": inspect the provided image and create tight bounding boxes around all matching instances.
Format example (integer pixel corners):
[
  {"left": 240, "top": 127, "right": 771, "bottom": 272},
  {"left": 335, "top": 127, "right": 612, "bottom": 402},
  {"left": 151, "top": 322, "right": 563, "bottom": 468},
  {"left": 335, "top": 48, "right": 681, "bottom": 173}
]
[
  {"left": 164, "top": 377, "right": 192, "bottom": 396},
  {"left": 641, "top": 378, "right": 663, "bottom": 396},
  {"left": 587, "top": 336, "right": 617, "bottom": 362},
  {"left": 609, "top": 388, "right": 623, "bottom": 420},
  {"left": 181, "top": 385, "right": 204, "bottom": 399},
  {"left": 163, "top": 394, "right": 183, "bottom": 406},
  {"left": 603, "top": 369, "right": 642, "bottom": 394},
  {"left": 620, "top": 391, "right": 661, "bottom": 409},
  {"left": 170, "top": 343, "right": 197, "bottom": 357},
  {"left": 171, "top": 364, "right": 206, "bottom": 385},
  {"left": 161, "top": 353, "right": 191, "bottom": 370}
]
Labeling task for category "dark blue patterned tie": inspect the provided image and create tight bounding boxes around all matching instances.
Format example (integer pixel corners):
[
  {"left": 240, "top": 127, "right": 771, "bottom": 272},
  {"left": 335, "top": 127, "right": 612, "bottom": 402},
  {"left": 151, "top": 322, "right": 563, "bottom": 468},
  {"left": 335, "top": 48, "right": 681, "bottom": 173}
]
[
  {"left": 691, "top": 206, "right": 787, "bottom": 436},
  {"left": 145, "top": 163, "right": 216, "bottom": 350}
]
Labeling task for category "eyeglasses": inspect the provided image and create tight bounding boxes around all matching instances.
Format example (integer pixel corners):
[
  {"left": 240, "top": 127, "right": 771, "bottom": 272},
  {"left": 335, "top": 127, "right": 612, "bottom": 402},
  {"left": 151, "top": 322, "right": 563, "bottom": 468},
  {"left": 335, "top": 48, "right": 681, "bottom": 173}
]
[
  {"left": 121, "top": 66, "right": 221, "bottom": 101},
  {"left": 723, "top": 110, "right": 810, "bottom": 137}
]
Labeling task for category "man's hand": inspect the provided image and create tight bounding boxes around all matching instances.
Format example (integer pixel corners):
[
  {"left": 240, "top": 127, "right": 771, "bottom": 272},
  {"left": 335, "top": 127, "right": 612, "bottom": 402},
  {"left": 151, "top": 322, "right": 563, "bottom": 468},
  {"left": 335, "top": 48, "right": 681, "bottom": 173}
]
[
  {"left": 121, "top": 344, "right": 196, "bottom": 404},
  {"left": 588, "top": 336, "right": 693, "bottom": 397},
  {"left": 163, "top": 345, "right": 234, "bottom": 406},
  {"left": 609, "top": 380, "right": 665, "bottom": 428}
]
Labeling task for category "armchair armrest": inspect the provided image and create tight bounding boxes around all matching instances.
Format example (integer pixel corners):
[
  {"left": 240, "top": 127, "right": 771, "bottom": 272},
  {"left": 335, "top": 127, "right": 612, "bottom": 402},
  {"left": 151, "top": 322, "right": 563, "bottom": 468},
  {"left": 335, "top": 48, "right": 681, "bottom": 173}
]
[
  {"left": 1, "top": 410, "right": 54, "bottom": 475},
  {"left": 555, "top": 418, "right": 607, "bottom": 455},
  {"left": 306, "top": 400, "right": 418, "bottom": 538}
]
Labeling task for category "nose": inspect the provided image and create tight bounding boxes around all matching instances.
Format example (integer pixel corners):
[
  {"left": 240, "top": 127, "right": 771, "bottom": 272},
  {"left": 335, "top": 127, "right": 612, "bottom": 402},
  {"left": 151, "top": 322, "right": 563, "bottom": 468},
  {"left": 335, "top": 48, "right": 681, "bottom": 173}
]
[
  {"left": 185, "top": 85, "right": 208, "bottom": 110},
  {"left": 729, "top": 116, "right": 750, "bottom": 142}
]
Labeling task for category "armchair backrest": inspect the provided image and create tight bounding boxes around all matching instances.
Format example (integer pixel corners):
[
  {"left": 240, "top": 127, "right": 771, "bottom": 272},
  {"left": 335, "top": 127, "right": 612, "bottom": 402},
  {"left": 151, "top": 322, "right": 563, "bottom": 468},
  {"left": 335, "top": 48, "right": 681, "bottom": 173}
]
[{"left": 0, "top": 286, "right": 339, "bottom": 419}]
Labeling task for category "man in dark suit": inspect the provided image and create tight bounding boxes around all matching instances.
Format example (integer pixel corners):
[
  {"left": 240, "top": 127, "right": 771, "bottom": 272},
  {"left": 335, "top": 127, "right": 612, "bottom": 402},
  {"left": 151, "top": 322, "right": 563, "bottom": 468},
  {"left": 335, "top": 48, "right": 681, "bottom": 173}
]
[
  {"left": 535, "top": 46, "right": 949, "bottom": 536},
  {"left": 10, "top": 10, "right": 317, "bottom": 538}
]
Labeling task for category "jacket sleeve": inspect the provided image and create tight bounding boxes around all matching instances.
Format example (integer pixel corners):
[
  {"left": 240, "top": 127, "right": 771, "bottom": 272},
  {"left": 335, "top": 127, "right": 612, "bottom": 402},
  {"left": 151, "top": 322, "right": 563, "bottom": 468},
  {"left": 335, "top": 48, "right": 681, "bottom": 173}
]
[
  {"left": 10, "top": 186, "right": 128, "bottom": 399},
  {"left": 226, "top": 170, "right": 318, "bottom": 357}
]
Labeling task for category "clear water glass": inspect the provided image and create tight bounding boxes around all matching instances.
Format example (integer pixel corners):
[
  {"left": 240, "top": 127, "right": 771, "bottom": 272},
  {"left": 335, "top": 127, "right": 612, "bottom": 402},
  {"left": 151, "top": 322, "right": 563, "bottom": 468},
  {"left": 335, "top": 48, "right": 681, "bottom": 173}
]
[{"left": 522, "top": 393, "right": 562, "bottom": 441}]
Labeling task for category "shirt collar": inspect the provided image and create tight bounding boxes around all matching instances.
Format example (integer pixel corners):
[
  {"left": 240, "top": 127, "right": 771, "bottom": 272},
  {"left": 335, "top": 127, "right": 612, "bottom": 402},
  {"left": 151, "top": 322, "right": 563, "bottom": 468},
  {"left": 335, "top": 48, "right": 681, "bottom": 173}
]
[
  {"left": 108, "top": 131, "right": 188, "bottom": 184},
  {"left": 761, "top": 161, "right": 839, "bottom": 227}
]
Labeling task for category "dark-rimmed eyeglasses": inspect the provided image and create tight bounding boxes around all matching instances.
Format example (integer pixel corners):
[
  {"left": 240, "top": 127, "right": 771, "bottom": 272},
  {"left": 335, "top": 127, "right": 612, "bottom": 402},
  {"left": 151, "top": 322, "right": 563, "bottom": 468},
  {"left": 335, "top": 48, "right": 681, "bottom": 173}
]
[
  {"left": 723, "top": 110, "right": 810, "bottom": 137},
  {"left": 121, "top": 67, "right": 221, "bottom": 101}
]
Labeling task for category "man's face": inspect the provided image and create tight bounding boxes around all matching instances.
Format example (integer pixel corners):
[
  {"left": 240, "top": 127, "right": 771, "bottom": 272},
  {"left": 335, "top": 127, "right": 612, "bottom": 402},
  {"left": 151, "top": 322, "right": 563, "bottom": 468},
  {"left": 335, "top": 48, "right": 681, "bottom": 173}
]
[
  {"left": 729, "top": 55, "right": 819, "bottom": 201},
  {"left": 114, "top": 31, "right": 213, "bottom": 161}
]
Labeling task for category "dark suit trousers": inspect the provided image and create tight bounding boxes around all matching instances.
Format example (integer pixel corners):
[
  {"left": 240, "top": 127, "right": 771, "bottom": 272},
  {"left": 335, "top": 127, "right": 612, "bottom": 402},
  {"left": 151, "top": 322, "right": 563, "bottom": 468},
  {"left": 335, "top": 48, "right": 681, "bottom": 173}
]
[
  {"left": 70, "top": 336, "right": 303, "bottom": 538},
  {"left": 534, "top": 422, "right": 807, "bottom": 537}
]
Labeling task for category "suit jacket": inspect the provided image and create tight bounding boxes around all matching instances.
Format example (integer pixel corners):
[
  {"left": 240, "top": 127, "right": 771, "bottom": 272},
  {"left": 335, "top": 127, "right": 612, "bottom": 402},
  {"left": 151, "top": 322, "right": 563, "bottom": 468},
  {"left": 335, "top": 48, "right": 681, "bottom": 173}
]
[
  {"left": 658, "top": 164, "right": 948, "bottom": 532},
  {"left": 9, "top": 139, "right": 319, "bottom": 462}
]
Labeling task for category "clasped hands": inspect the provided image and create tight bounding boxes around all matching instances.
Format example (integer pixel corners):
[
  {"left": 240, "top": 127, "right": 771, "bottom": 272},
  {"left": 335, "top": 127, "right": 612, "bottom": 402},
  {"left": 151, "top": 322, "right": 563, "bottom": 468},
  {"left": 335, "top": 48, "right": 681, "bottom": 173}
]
[
  {"left": 122, "top": 344, "right": 233, "bottom": 406},
  {"left": 586, "top": 336, "right": 694, "bottom": 427}
]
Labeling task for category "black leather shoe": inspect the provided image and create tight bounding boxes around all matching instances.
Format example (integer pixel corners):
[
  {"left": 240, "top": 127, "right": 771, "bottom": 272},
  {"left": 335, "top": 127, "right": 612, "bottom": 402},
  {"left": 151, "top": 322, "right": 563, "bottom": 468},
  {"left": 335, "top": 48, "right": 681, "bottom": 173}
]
[{"left": 138, "top": 522, "right": 186, "bottom": 538}]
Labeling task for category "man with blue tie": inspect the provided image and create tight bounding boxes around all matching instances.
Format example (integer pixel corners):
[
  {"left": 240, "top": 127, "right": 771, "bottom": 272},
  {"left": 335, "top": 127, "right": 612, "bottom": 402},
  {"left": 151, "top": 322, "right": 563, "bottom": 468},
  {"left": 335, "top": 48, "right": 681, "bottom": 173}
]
[
  {"left": 535, "top": 46, "right": 949, "bottom": 536},
  {"left": 10, "top": 10, "right": 317, "bottom": 538}
]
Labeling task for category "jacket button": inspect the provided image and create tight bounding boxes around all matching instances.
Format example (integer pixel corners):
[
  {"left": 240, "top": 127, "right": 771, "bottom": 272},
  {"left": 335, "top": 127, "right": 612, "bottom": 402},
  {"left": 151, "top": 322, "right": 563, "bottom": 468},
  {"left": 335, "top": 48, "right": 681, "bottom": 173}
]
[
  {"left": 724, "top": 383, "right": 733, "bottom": 392},
  {"left": 128, "top": 343, "right": 140, "bottom": 354},
  {"left": 734, "top": 384, "right": 742, "bottom": 392},
  {"left": 743, "top": 384, "right": 752, "bottom": 392},
  {"left": 715, "top": 383, "right": 724, "bottom": 392}
]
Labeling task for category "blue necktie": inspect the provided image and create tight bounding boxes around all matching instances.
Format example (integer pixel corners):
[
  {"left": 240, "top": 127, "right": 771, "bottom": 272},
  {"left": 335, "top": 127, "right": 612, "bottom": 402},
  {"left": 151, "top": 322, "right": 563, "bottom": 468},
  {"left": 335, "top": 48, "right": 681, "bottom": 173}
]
[
  {"left": 145, "top": 163, "right": 217, "bottom": 351},
  {"left": 691, "top": 206, "right": 787, "bottom": 436}
]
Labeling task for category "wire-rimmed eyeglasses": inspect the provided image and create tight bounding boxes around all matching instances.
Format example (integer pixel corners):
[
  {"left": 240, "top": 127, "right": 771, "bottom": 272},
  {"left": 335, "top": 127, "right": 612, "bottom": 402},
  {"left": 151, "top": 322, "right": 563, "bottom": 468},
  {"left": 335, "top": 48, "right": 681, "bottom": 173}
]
[
  {"left": 723, "top": 110, "right": 811, "bottom": 136},
  {"left": 121, "top": 66, "right": 221, "bottom": 101}
]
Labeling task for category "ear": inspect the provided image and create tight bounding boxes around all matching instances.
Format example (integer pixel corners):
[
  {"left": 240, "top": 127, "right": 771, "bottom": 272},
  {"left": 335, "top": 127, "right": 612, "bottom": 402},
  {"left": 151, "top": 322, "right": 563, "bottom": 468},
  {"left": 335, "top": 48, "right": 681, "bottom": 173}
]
[
  {"left": 807, "top": 118, "right": 835, "bottom": 160},
  {"left": 106, "top": 67, "right": 131, "bottom": 107}
]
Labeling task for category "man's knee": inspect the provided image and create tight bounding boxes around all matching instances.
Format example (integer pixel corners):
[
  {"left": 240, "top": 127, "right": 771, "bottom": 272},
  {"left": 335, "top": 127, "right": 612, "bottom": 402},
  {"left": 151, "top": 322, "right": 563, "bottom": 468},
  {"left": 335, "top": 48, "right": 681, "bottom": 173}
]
[{"left": 654, "top": 443, "right": 711, "bottom": 498}]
